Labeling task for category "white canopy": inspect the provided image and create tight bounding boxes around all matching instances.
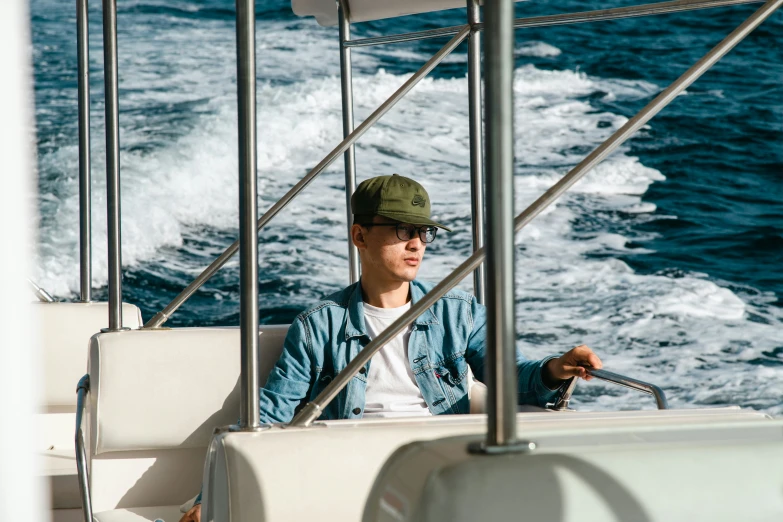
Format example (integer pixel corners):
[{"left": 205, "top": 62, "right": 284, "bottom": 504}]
[{"left": 292, "top": 0, "right": 496, "bottom": 27}]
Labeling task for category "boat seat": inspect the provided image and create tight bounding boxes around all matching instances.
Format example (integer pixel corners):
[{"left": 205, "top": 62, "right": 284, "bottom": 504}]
[
  {"left": 34, "top": 301, "right": 143, "bottom": 410},
  {"left": 362, "top": 419, "right": 783, "bottom": 522},
  {"left": 34, "top": 302, "right": 143, "bottom": 512},
  {"left": 201, "top": 408, "right": 772, "bottom": 522},
  {"left": 85, "top": 326, "right": 289, "bottom": 516}
]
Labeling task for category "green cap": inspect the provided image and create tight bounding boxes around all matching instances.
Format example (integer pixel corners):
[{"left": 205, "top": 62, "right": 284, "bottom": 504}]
[{"left": 351, "top": 174, "right": 451, "bottom": 232}]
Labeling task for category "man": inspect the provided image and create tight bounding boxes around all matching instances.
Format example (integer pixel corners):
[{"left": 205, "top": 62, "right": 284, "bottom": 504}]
[{"left": 180, "top": 173, "right": 601, "bottom": 521}]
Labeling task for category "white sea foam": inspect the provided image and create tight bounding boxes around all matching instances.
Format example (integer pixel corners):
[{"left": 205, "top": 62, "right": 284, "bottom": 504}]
[
  {"left": 516, "top": 41, "right": 562, "bottom": 58},
  {"left": 33, "top": 20, "right": 782, "bottom": 414}
]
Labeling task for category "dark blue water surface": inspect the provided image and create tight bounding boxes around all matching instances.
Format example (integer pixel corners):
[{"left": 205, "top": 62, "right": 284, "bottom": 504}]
[{"left": 30, "top": 0, "right": 782, "bottom": 410}]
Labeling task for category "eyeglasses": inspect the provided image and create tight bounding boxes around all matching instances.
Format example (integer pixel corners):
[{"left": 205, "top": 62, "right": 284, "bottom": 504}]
[{"left": 361, "top": 223, "right": 438, "bottom": 244}]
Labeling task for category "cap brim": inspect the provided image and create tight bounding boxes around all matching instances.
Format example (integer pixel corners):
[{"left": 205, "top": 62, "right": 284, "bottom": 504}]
[{"left": 376, "top": 211, "right": 452, "bottom": 232}]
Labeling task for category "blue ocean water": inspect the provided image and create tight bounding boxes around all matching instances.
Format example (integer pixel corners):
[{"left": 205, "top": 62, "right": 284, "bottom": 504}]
[{"left": 30, "top": 0, "right": 782, "bottom": 412}]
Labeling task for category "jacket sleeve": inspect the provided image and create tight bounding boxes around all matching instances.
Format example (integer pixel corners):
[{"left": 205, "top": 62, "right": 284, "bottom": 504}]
[
  {"left": 464, "top": 296, "right": 562, "bottom": 408},
  {"left": 258, "top": 316, "right": 315, "bottom": 424}
]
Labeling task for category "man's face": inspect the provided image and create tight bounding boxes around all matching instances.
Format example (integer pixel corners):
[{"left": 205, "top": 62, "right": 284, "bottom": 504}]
[{"left": 354, "top": 216, "right": 427, "bottom": 284}]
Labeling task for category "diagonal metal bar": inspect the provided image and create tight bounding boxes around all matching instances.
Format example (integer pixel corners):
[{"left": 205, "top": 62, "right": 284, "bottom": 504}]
[
  {"left": 143, "top": 27, "right": 470, "bottom": 329},
  {"left": 290, "top": 0, "right": 782, "bottom": 427},
  {"left": 343, "top": 0, "right": 763, "bottom": 48},
  {"left": 28, "top": 278, "right": 55, "bottom": 303}
]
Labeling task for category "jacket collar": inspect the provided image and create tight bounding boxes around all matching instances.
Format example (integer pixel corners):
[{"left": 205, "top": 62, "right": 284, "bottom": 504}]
[{"left": 344, "top": 279, "right": 440, "bottom": 341}]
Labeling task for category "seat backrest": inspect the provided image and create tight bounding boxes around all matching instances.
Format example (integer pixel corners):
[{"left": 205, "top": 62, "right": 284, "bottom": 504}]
[
  {"left": 34, "top": 301, "right": 142, "bottom": 410},
  {"left": 86, "top": 325, "right": 289, "bottom": 512}
]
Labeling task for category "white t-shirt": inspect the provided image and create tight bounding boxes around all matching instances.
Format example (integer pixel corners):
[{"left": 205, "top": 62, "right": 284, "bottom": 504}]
[{"left": 362, "top": 301, "right": 432, "bottom": 418}]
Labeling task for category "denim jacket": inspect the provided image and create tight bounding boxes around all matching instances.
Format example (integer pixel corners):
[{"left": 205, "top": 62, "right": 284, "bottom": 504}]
[
  {"left": 193, "top": 280, "right": 562, "bottom": 507},
  {"left": 258, "top": 280, "right": 561, "bottom": 423}
]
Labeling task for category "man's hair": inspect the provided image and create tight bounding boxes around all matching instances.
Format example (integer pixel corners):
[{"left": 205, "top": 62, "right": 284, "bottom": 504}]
[{"left": 353, "top": 214, "right": 386, "bottom": 227}]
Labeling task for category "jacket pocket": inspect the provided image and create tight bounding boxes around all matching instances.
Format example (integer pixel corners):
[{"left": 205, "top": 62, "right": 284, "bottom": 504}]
[{"left": 434, "top": 357, "right": 469, "bottom": 413}]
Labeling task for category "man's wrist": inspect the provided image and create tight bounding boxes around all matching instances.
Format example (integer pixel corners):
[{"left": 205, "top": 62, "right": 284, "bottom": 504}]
[{"left": 542, "top": 358, "right": 566, "bottom": 390}]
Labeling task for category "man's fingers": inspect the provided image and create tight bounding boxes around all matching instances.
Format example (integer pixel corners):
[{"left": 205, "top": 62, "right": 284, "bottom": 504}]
[
  {"left": 179, "top": 504, "right": 201, "bottom": 522},
  {"left": 563, "top": 365, "right": 587, "bottom": 379},
  {"left": 586, "top": 351, "right": 603, "bottom": 369}
]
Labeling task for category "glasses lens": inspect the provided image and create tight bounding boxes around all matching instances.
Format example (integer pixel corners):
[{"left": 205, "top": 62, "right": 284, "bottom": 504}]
[
  {"left": 396, "top": 224, "right": 416, "bottom": 241},
  {"left": 421, "top": 226, "right": 437, "bottom": 243}
]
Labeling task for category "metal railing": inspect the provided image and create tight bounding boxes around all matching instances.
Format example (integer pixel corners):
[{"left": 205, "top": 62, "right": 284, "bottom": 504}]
[
  {"left": 338, "top": 0, "right": 360, "bottom": 286},
  {"left": 75, "top": 375, "right": 93, "bottom": 522},
  {"left": 77, "top": 0, "right": 92, "bottom": 303},
  {"left": 142, "top": 0, "right": 767, "bottom": 331},
  {"left": 289, "top": 0, "right": 783, "bottom": 427},
  {"left": 236, "top": 0, "right": 261, "bottom": 430},
  {"left": 102, "top": 0, "right": 127, "bottom": 331},
  {"left": 466, "top": 0, "right": 486, "bottom": 305},
  {"left": 551, "top": 369, "right": 669, "bottom": 410},
  {"left": 343, "top": 0, "right": 764, "bottom": 48},
  {"left": 142, "top": 26, "right": 471, "bottom": 329}
]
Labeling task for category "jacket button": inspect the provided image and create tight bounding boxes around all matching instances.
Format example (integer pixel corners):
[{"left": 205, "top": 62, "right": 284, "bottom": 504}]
[
  {"left": 359, "top": 367, "right": 367, "bottom": 375},
  {"left": 352, "top": 407, "right": 361, "bottom": 415}
]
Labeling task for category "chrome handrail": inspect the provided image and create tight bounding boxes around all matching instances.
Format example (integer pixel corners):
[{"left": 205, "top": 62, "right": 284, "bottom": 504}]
[
  {"left": 343, "top": 0, "right": 763, "bottom": 48},
  {"left": 590, "top": 369, "right": 669, "bottom": 410},
  {"left": 142, "top": 26, "right": 470, "bottom": 330},
  {"left": 28, "top": 278, "right": 55, "bottom": 302},
  {"left": 551, "top": 369, "right": 669, "bottom": 410},
  {"left": 289, "top": 0, "right": 782, "bottom": 427},
  {"left": 75, "top": 374, "right": 93, "bottom": 522}
]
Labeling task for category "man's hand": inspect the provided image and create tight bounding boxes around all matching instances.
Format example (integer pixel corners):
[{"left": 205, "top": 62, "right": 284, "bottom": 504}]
[
  {"left": 179, "top": 504, "right": 201, "bottom": 522},
  {"left": 543, "top": 345, "right": 602, "bottom": 387}
]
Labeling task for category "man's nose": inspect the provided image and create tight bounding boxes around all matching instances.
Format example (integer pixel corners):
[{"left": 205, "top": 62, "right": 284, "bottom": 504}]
[{"left": 406, "top": 236, "right": 422, "bottom": 250}]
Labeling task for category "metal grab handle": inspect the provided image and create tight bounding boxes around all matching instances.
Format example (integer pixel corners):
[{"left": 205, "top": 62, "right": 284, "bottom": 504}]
[
  {"left": 75, "top": 375, "right": 93, "bottom": 522},
  {"left": 550, "top": 369, "right": 668, "bottom": 410},
  {"left": 588, "top": 368, "right": 669, "bottom": 410}
]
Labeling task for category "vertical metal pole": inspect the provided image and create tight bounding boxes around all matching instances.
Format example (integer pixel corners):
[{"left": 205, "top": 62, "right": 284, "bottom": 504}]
[
  {"left": 467, "top": 0, "right": 485, "bottom": 304},
  {"left": 484, "top": 0, "right": 518, "bottom": 448},
  {"left": 77, "top": 0, "right": 91, "bottom": 303},
  {"left": 338, "top": 1, "right": 360, "bottom": 285},
  {"left": 101, "top": 0, "right": 124, "bottom": 330},
  {"left": 236, "top": 0, "right": 260, "bottom": 430}
]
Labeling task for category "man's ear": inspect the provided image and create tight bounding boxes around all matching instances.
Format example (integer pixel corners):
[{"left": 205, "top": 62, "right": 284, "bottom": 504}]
[{"left": 351, "top": 223, "right": 367, "bottom": 250}]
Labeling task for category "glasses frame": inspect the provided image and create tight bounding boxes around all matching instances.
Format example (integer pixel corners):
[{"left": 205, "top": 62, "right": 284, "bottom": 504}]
[{"left": 360, "top": 222, "right": 438, "bottom": 244}]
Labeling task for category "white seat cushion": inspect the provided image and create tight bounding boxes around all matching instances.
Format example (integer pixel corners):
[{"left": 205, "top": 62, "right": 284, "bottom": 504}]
[
  {"left": 89, "top": 326, "right": 288, "bottom": 454},
  {"left": 35, "top": 302, "right": 142, "bottom": 409},
  {"left": 93, "top": 505, "right": 181, "bottom": 522}
]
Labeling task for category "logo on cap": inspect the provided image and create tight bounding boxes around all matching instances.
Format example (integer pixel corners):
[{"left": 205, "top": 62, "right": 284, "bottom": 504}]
[{"left": 411, "top": 194, "right": 426, "bottom": 207}]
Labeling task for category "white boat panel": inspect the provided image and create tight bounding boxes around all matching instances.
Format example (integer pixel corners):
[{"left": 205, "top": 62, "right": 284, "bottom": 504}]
[
  {"left": 52, "top": 508, "right": 84, "bottom": 522},
  {"left": 89, "top": 449, "right": 205, "bottom": 513},
  {"left": 35, "top": 301, "right": 142, "bottom": 409},
  {"left": 92, "top": 505, "right": 181, "bottom": 522},
  {"left": 38, "top": 448, "right": 80, "bottom": 509},
  {"left": 363, "top": 420, "right": 783, "bottom": 521},
  {"left": 292, "top": 0, "right": 524, "bottom": 26},
  {"left": 35, "top": 303, "right": 141, "bottom": 511},
  {"left": 203, "top": 409, "right": 772, "bottom": 522}
]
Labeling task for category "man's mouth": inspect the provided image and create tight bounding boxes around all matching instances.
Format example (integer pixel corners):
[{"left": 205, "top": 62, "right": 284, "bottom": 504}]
[{"left": 404, "top": 258, "right": 420, "bottom": 266}]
